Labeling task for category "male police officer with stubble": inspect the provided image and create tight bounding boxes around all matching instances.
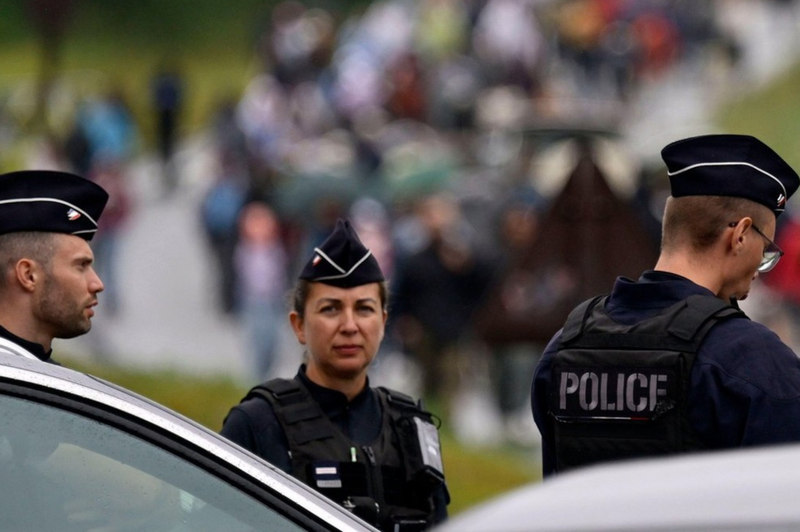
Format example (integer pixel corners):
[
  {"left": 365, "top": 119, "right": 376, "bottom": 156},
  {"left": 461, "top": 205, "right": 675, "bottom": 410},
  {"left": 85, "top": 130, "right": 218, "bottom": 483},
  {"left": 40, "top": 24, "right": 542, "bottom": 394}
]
[
  {"left": 0, "top": 170, "right": 108, "bottom": 364},
  {"left": 531, "top": 134, "right": 800, "bottom": 476}
]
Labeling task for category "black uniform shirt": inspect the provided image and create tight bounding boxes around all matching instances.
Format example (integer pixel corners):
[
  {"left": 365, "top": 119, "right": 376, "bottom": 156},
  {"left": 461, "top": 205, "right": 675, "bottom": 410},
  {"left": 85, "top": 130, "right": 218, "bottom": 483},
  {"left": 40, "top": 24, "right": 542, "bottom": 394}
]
[
  {"left": 532, "top": 270, "right": 800, "bottom": 476},
  {"left": 0, "top": 323, "right": 55, "bottom": 363}
]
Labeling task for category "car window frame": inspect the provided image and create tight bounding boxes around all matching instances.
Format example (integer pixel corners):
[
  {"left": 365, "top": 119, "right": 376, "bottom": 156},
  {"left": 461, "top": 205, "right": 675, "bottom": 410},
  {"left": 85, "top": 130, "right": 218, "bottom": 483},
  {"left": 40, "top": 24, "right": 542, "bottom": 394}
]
[{"left": 0, "top": 368, "right": 373, "bottom": 532}]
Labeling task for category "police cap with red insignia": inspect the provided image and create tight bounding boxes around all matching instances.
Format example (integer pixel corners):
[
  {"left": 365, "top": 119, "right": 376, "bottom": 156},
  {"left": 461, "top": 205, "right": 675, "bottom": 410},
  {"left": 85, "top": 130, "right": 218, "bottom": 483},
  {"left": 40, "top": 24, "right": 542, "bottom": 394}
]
[
  {"left": 299, "top": 219, "right": 384, "bottom": 287},
  {"left": 0, "top": 170, "right": 109, "bottom": 240},
  {"left": 662, "top": 134, "right": 799, "bottom": 217}
]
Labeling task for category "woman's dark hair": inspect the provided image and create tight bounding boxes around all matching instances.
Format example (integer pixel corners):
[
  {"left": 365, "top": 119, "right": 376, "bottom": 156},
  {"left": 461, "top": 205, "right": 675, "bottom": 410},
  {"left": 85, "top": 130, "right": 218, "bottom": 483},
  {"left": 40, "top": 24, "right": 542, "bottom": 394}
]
[{"left": 290, "top": 279, "right": 390, "bottom": 318}]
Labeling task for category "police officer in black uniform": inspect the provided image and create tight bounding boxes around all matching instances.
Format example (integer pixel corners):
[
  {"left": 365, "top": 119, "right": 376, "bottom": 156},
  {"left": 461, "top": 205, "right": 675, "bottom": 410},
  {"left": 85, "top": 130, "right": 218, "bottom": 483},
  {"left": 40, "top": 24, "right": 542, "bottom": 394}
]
[
  {"left": 0, "top": 170, "right": 108, "bottom": 364},
  {"left": 531, "top": 134, "right": 800, "bottom": 476},
  {"left": 0, "top": 170, "right": 108, "bottom": 530},
  {"left": 222, "top": 219, "right": 449, "bottom": 531}
]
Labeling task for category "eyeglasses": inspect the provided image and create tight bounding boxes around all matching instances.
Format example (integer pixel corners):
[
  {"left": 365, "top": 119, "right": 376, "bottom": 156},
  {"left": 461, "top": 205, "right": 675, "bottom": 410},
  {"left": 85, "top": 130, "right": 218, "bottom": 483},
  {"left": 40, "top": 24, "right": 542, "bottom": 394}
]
[{"left": 728, "top": 221, "right": 784, "bottom": 273}]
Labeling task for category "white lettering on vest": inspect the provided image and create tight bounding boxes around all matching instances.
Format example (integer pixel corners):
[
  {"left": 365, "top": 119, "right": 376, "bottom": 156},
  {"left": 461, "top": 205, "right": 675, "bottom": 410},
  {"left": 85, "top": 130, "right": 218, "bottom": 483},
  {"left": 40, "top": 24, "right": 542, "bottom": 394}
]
[
  {"left": 559, "top": 370, "right": 670, "bottom": 413},
  {"left": 560, "top": 373, "right": 579, "bottom": 409}
]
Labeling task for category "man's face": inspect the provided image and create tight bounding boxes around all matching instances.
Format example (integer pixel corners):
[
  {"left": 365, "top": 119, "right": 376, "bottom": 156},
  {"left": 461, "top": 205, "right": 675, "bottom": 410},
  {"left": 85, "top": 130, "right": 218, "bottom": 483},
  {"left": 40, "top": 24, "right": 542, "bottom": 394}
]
[{"left": 33, "top": 234, "right": 104, "bottom": 339}]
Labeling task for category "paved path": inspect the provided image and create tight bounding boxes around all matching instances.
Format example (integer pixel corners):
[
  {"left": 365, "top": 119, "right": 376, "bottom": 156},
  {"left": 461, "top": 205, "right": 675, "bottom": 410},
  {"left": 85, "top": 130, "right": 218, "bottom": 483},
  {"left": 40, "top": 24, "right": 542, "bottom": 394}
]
[{"left": 62, "top": 134, "right": 273, "bottom": 379}]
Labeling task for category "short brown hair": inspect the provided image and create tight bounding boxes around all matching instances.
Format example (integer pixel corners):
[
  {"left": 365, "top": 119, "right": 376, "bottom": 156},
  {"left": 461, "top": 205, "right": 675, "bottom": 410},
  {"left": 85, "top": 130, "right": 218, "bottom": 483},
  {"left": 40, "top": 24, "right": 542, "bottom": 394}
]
[
  {"left": 290, "top": 279, "right": 390, "bottom": 319},
  {"left": 661, "top": 195, "right": 773, "bottom": 252},
  {"left": 0, "top": 232, "right": 59, "bottom": 289}
]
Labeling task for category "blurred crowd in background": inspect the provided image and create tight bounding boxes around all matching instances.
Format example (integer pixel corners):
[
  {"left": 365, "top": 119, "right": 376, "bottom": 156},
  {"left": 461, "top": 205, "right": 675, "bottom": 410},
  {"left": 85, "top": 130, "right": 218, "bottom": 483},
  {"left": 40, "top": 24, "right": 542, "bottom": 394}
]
[{"left": 3, "top": 0, "right": 800, "bottom": 447}]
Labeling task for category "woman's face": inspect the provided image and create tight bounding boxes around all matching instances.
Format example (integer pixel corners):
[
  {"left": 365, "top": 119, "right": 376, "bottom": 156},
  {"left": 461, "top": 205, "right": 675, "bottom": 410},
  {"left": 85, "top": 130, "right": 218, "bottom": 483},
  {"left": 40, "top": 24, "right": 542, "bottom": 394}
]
[{"left": 290, "top": 282, "right": 387, "bottom": 383}]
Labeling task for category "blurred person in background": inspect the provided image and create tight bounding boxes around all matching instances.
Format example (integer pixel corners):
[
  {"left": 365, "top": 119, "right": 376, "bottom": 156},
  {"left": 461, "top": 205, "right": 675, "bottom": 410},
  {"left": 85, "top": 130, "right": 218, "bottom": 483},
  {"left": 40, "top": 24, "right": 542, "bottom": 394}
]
[
  {"left": 0, "top": 170, "right": 108, "bottom": 364},
  {"left": 74, "top": 87, "right": 138, "bottom": 166},
  {"left": 233, "top": 201, "right": 289, "bottom": 381},
  {"left": 222, "top": 219, "right": 449, "bottom": 531},
  {"left": 200, "top": 151, "right": 248, "bottom": 315},
  {"left": 532, "top": 134, "right": 800, "bottom": 476},
  {"left": 151, "top": 62, "right": 184, "bottom": 195},
  {"left": 86, "top": 156, "right": 131, "bottom": 317},
  {"left": 485, "top": 191, "right": 547, "bottom": 445},
  {"left": 391, "top": 193, "right": 494, "bottom": 418}
]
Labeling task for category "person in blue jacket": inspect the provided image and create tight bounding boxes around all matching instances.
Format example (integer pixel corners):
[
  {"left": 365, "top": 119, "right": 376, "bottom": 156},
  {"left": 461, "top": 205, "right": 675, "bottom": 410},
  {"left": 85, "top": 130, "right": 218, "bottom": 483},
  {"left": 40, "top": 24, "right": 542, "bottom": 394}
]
[{"left": 531, "top": 134, "right": 800, "bottom": 476}]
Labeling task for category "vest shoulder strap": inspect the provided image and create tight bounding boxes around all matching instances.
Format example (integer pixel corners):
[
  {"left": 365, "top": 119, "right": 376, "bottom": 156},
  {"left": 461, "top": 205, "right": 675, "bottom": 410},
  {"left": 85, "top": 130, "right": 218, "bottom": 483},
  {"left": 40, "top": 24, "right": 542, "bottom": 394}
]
[
  {"left": 560, "top": 293, "right": 747, "bottom": 351},
  {"left": 667, "top": 294, "right": 747, "bottom": 341},
  {"left": 376, "top": 386, "right": 433, "bottom": 422},
  {"left": 560, "top": 295, "right": 607, "bottom": 344},
  {"left": 246, "top": 378, "right": 334, "bottom": 444}
]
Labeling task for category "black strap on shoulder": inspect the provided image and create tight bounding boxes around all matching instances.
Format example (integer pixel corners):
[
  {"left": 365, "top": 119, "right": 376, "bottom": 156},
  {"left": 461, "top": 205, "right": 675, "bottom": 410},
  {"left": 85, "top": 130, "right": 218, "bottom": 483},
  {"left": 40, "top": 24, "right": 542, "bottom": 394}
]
[
  {"left": 378, "top": 386, "right": 418, "bottom": 408},
  {"left": 559, "top": 293, "right": 747, "bottom": 352},
  {"left": 667, "top": 294, "right": 747, "bottom": 341},
  {"left": 246, "top": 378, "right": 334, "bottom": 444},
  {"left": 378, "top": 387, "right": 430, "bottom": 415},
  {"left": 560, "top": 295, "right": 607, "bottom": 345},
  {"left": 377, "top": 386, "right": 442, "bottom": 431}
]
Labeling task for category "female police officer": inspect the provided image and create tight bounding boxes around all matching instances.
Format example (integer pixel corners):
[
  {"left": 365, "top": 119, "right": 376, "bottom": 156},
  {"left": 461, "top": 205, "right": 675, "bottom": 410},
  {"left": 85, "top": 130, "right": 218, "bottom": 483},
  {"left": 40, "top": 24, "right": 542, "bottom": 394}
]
[
  {"left": 222, "top": 219, "right": 449, "bottom": 531},
  {"left": 532, "top": 134, "right": 800, "bottom": 476}
]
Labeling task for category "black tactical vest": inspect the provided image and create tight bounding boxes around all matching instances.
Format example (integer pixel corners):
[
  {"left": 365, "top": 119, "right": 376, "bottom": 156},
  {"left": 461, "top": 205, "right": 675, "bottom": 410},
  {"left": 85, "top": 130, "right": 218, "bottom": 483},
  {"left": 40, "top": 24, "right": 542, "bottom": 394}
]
[
  {"left": 550, "top": 294, "right": 746, "bottom": 473},
  {"left": 247, "top": 378, "right": 443, "bottom": 532}
]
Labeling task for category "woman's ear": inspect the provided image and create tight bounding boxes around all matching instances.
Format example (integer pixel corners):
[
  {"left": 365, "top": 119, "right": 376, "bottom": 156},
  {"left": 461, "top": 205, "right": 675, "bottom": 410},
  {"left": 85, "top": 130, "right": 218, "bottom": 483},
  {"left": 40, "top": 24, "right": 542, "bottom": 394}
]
[{"left": 289, "top": 311, "right": 306, "bottom": 345}]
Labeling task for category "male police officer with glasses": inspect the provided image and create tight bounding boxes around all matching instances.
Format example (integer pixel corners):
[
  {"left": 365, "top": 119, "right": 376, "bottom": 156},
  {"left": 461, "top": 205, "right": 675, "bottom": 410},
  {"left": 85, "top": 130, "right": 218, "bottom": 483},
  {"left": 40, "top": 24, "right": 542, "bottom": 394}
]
[{"left": 531, "top": 134, "right": 800, "bottom": 476}]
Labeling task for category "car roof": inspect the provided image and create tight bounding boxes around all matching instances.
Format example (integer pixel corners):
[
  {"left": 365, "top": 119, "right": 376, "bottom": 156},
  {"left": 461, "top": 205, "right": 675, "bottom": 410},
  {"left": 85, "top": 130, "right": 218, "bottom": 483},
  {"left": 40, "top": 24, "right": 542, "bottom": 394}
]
[
  {"left": 436, "top": 444, "right": 800, "bottom": 531},
  {"left": 0, "top": 353, "right": 374, "bottom": 532}
]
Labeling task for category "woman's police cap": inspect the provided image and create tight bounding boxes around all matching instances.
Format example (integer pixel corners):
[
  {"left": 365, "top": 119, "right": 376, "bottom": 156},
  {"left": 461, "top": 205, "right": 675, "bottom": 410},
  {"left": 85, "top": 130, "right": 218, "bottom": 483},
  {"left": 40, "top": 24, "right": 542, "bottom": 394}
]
[
  {"left": 0, "top": 170, "right": 109, "bottom": 240},
  {"left": 299, "top": 219, "right": 385, "bottom": 287},
  {"left": 661, "top": 134, "right": 799, "bottom": 217}
]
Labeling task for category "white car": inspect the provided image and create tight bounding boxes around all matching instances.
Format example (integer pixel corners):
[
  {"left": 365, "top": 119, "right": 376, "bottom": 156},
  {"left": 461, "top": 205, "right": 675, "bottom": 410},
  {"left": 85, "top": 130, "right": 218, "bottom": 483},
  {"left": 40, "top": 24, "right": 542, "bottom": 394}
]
[
  {"left": 436, "top": 443, "right": 800, "bottom": 531},
  {"left": 0, "top": 353, "right": 376, "bottom": 532}
]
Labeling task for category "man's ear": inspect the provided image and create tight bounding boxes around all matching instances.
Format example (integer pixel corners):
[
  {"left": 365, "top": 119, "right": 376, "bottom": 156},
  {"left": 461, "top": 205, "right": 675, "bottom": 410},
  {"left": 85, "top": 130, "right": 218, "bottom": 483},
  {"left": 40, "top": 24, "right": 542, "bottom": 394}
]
[
  {"left": 14, "top": 259, "right": 39, "bottom": 292},
  {"left": 728, "top": 218, "right": 752, "bottom": 253}
]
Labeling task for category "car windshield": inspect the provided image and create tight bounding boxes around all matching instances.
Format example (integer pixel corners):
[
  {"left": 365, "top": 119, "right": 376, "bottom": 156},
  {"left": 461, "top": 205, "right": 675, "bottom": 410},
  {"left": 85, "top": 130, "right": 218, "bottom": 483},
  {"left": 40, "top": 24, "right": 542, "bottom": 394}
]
[{"left": 0, "top": 393, "right": 304, "bottom": 532}]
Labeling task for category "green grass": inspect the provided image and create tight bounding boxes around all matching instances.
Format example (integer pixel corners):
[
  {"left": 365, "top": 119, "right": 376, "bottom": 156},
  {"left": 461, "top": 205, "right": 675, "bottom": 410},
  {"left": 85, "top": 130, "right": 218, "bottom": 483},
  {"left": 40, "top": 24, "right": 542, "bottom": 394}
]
[
  {"left": 716, "top": 62, "right": 800, "bottom": 172},
  {"left": 0, "top": 0, "right": 373, "bottom": 147},
  {"left": 0, "top": 0, "right": 279, "bottom": 163},
  {"left": 62, "top": 356, "right": 540, "bottom": 516},
  {"left": 0, "top": 33, "right": 258, "bottom": 143}
]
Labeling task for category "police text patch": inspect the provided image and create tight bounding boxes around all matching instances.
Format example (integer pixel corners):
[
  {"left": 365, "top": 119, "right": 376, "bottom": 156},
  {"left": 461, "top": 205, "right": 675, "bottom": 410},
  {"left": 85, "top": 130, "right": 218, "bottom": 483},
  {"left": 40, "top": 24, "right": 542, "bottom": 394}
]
[{"left": 550, "top": 366, "right": 678, "bottom": 421}]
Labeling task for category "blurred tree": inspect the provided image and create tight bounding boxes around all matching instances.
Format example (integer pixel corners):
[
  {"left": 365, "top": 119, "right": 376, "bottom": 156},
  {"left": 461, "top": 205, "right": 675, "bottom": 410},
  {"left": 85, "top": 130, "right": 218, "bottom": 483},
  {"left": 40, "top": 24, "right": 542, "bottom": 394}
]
[{"left": 24, "top": 0, "right": 76, "bottom": 132}]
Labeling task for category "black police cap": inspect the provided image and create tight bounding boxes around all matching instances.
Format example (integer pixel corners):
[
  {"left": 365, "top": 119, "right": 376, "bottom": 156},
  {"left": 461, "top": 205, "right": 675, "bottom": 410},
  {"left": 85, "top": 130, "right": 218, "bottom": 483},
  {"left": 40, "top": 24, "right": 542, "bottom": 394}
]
[
  {"left": 0, "top": 170, "right": 109, "bottom": 240},
  {"left": 662, "top": 134, "right": 799, "bottom": 217},
  {"left": 299, "top": 219, "right": 385, "bottom": 287}
]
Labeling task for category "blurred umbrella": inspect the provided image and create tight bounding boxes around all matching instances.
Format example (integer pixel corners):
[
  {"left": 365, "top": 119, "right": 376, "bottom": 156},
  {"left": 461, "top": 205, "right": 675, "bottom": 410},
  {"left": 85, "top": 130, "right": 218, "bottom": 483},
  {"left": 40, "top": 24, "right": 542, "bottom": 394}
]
[
  {"left": 379, "top": 138, "right": 458, "bottom": 203},
  {"left": 382, "top": 161, "right": 454, "bottom": 203},
  {"left": 273, "top": 172, "right": 359, "bottom": 221}
]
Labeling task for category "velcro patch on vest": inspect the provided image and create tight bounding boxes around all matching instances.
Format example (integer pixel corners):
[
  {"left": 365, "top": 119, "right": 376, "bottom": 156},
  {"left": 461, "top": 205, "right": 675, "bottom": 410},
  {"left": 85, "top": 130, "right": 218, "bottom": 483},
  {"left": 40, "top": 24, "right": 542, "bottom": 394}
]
[
  {"left": 551, "top": 366, "right": 678, "bottom": 421},
  {"left": 313, "top": 461, "right": 343, "bottom": 489}
]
